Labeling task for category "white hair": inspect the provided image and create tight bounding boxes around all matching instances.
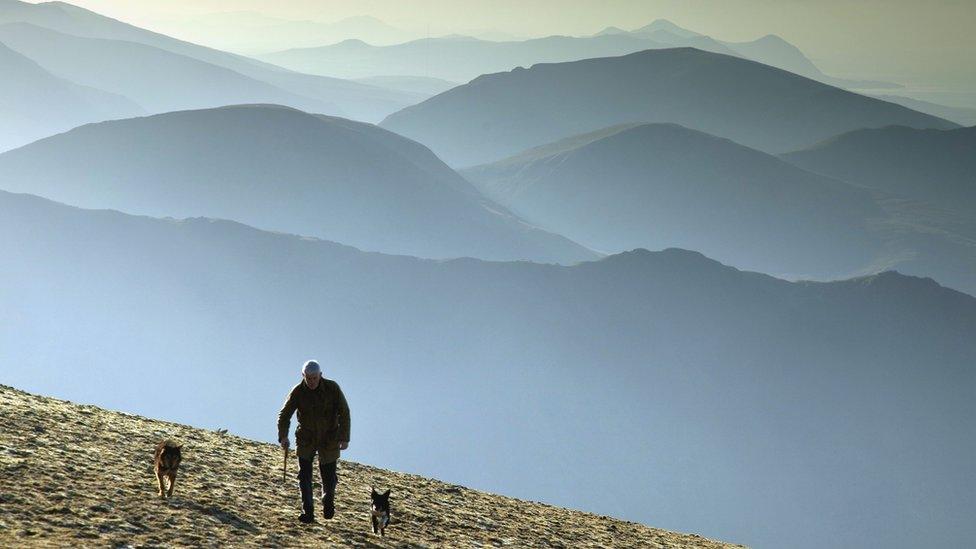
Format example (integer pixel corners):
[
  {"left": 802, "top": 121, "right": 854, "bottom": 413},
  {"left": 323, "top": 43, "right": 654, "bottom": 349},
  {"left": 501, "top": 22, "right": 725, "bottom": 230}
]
[{"left": 302, "top": 360, "right": 321, "bottom": 375}]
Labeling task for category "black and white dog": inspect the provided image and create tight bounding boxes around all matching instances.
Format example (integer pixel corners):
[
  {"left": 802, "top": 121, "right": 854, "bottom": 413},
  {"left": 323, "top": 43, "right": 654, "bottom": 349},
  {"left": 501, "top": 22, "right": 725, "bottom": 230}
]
[{"left": 370, "top": 487, "right": 391, "bottom": 536}]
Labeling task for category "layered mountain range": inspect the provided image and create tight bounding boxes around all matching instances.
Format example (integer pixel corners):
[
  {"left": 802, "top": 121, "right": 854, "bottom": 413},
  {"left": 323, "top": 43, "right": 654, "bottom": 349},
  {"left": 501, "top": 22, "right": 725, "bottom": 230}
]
[
  {"left": 0, "top": 104, "right": 593, "bottom": 263},
  {"left": 381, "top": 48, "right": 956, "bottom": 166},
  {"left": 0, "top": 40, "right": 142, "bottom": 151},
  {"left": 0, "top": 0, "right": 424, "bottom": 152},
  {"left": 2, "top": 189, "right": 974, "bottom": 549},
  {"left": 463, "top": 122, "right": 976, "bottom": 294},
  {"left": 260, "top": 18, "right": 896, "bottom": 90},
  {"left": 1, "top": 4, "right": 973, "bottom": 549}
]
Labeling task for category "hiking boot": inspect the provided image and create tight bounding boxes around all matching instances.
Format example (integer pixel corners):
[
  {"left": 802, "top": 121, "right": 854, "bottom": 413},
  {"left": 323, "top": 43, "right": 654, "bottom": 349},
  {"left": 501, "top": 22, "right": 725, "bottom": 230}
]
[
  {"left": 322, "top": 494, "right": 335, "bottom": 519},
  {"left": 298, "top": 512, "right": 315, "bottom": 524}
]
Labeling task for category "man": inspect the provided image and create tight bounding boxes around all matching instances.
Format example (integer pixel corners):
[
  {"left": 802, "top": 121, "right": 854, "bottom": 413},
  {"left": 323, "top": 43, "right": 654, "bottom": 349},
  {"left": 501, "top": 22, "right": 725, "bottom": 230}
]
[{"left": 278, "top": 360, "right": 351, "bottom": 523}]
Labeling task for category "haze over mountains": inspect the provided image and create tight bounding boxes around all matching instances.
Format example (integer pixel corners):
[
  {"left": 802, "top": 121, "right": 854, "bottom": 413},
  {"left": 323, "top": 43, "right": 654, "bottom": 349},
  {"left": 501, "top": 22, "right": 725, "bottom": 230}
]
[
  {"left": 2, "top": 189, "right": 974, "bottom": 549},
  {"left": 259, "top": 18, "right": 895, "bottom": 91},
  {"left": 151, "top": 12, "right": 418, "bottom": 53},
  {"left": 0, "top": 40, "right": 142, "bottom": 151},
  {"left": 782, "top": 125, "right": 976, "bottom": 218},
  {"left": 2, "top": 2, "right": 974, "bottom": 549},
  {"left": 261, "top": 32, "right": 669, "bottom": 82},
  {"left": 0, "top": 104, "right": 594, "bottom": 263},
  {"left": 593, "top": 20, "right": 898, "bottom": 90},
  {"left": 381, "top": 47, "right": 956, "bottom": 167},
  {"left": 0, "top": 22, "right": 338, "bottom": 117},
  {"left": 353, "top": 74, "right": 459, "bottom": 96},
  {"left": 0, "top": 0, "right": 422, "bottom": 134},
  {"left": 463, "top": 122, "right": 976, "bottom": 293}
]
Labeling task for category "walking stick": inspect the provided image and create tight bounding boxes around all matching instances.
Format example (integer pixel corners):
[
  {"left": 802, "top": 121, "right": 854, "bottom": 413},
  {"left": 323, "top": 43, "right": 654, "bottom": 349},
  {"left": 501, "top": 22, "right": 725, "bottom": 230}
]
[{"left": 282, "top": 445, "right": 288, "bottom": 483}]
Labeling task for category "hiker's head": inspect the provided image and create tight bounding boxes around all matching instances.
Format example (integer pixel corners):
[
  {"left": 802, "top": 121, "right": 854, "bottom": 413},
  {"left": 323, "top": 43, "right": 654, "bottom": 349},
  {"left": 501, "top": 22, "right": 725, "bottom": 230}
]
[{"left": 302, "top": 360, "right": 321, "bottom": 389}]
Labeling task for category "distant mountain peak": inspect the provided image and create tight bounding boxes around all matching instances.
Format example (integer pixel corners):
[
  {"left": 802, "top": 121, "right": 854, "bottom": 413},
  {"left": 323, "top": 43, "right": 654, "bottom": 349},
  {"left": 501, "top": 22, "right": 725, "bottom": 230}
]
[
  {"left": 598, "top": 247, "right": 727, "bottom": 271},
  {"left": 333, "top": 38, "right": 372, "bottom": 47},
  {"left": 838, "top": 270, "right": 967, "bottom": 298},
  {"left": 754, "top": 33, "right": 790, "bottom": 44},
  {"left": 594, "top": 25, "right": 628, "bottom": 36},
  {"left": 633, "top": 19, "right": 701, "bottom": 38}
]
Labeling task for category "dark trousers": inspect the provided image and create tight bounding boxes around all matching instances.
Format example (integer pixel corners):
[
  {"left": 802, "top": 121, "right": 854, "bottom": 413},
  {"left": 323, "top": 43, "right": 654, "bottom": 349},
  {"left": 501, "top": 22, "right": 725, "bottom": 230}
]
[{"left": 298, "top": 454, "right": 338, "bottom": 515}]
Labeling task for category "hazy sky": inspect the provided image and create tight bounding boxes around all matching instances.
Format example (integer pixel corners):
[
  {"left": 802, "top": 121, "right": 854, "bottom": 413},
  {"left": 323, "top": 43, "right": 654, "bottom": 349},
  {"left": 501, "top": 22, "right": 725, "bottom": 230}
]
[{"left": 31, "top": 0, "right": 976, "bottom": 100}]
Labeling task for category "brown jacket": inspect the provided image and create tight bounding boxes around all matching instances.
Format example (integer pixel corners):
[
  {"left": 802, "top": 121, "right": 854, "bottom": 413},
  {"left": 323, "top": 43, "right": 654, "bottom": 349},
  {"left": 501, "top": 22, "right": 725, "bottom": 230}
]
[{"left": 277, "top": 378, "right": 350, "bottom": 462}]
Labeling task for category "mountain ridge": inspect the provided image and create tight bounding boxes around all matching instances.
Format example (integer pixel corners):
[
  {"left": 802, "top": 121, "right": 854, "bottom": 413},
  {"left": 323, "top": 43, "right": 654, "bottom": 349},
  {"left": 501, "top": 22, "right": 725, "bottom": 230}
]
[
  {"left": 462, "top": 121, "right": 976, "bottom": 294},
  {"left": 380, "top": 47, "right": 956, "bottom": 166},
  {"left": 0, "top": 38, "right": 143, "bottom": 151},
  {"left": 0, "top": 104, "right": 597, "bottom": 264},
  {"left": 0, "top": 21, "right": 342, "bottom": 116},
  {"left": 259, "top": 17, "right": 892, "bottom": 90},
  {"left": 780, "top": 124, "right": 976, "bottom": 217},
  {"left": 0, "top": 0, "right": 422, "bottom": 122}
]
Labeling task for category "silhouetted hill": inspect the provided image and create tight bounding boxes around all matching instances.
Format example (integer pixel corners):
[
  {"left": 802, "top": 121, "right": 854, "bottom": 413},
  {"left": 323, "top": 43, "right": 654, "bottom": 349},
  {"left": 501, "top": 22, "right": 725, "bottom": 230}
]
[
  {"left": 631, "top": 19, "right": 702, "bottom": 38},
  {"left": 0, "top": 385, "right": 744, "bottom": 548},
  {"left": 782, "top": 125, "right": 976, "bottom": 217},
  {"left": 380, "top": 48, "right": 956, "bottom": 166},
  {"left": 722, "top": 34, "right": 895, "bottom": 89},
  {"left": 0, "top": 104, "right": 593, "bottom": 263},
  {"left": 0, "top": 0, "right": 422, "bottom": 121},
  {"left": 866, "top": 94, "right": 976, "bottom": 126},
  {"left": 463, "top": 123, "right": 976, "bottom": 293},
  {"left": 2, "top": 189, "right": 974, "bottom": 549},
  {"left": 724, "top": 34, "right": 819, "bottom": 80},
  {"left": 0, "top": 40, "right": 141, "bottom": 151}
]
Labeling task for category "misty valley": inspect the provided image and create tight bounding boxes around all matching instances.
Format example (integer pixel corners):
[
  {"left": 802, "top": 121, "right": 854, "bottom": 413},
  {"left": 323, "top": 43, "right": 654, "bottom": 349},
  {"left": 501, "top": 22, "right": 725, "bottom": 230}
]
[{"left": 1, "top": 2, "right": 974, "bottom": 548}]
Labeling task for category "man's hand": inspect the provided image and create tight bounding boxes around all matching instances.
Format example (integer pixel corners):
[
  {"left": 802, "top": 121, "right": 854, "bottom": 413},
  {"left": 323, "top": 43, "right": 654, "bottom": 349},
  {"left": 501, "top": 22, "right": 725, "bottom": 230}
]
[
  {"left": 280, "top": 437, "right": 290, "bottom": 449},
  {"left": 339, "top": 441, "right": 349, "bottom": 450}
]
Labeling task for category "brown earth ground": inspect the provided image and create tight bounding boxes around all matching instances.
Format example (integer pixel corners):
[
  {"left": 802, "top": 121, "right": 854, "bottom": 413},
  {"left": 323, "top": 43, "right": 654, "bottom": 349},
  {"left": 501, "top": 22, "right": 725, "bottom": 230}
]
[{"left": 0, "top": 385, "right": 746, "bottom": 548}]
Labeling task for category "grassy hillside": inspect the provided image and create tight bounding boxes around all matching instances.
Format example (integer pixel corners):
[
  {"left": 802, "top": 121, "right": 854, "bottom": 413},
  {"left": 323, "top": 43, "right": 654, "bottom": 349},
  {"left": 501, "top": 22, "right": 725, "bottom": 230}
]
[{"left": 0, "top": 385, "right": 744, "bottom": 548}]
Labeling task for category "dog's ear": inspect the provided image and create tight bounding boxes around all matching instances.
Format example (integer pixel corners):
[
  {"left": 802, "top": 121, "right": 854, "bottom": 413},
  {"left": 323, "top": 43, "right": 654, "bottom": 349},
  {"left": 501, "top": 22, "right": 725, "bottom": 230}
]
[
  {"left": 383, "top": 489, "right": 391, "bottom": 497},
  {"left": 371, "top": 486, "right": 377, "bottom": 495}
]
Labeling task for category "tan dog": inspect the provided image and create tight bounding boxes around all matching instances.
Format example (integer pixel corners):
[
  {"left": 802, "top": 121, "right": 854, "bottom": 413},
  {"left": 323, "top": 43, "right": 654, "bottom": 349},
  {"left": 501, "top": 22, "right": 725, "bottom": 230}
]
[{"left": 154, "top": 440, "right": 182, "bottom": 499}]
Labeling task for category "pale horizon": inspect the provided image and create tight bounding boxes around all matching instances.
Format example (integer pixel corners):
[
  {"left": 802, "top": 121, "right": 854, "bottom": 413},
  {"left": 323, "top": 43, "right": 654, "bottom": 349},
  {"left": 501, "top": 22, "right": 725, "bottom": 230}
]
[{"left": 23, "top": 0, "right": 976, "bottom": 107}]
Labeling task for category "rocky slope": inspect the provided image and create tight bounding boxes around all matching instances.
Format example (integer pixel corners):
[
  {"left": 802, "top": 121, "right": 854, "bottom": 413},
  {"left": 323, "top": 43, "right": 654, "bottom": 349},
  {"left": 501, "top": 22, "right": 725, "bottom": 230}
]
[{"left": 0, "top": 385, "right": 744, "bottom": 548}]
